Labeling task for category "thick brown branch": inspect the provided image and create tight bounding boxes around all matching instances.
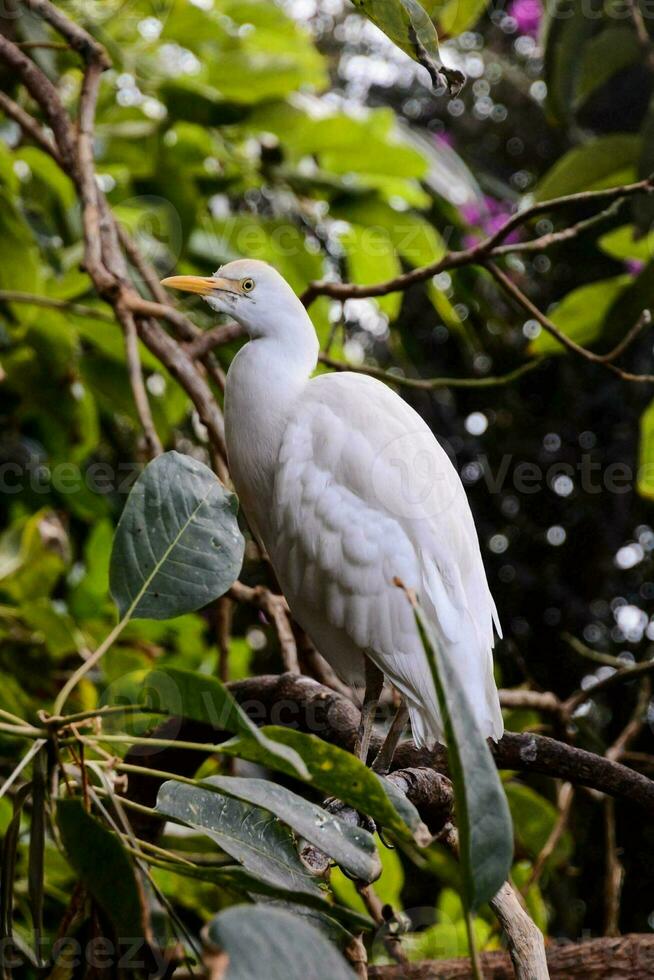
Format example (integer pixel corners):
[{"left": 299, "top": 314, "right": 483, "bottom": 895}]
[
  {"left": 121, "top": 674, "right": 654, "bottom": 821},
  {"left": 186, "top": 322, "right": 245, "bottom": 359},
  {"left": 136, "top": 316, "right": 228, "bottom": 472},
  {"left": 368, "top": 934, "right": 654, "bottom": 979}
]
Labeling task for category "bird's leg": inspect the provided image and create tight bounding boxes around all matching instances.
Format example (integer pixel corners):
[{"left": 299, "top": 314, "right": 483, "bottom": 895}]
[
  {"left": 353, "top": 658, "right": 384, "bottom": 764},
  {"left": 372, "top": 699, "right": 409, "bottom": 775}
]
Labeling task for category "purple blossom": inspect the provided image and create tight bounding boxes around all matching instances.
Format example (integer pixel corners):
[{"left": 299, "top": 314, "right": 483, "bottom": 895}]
[
  {"left": 625, "top": 259, "right": 645, "bottom": 277},
  {"left": 508, "top": 0, "right": 542, "bottom": 37},
  {"left": 462, "top": 194, "right": 520, "bottom": 247}
]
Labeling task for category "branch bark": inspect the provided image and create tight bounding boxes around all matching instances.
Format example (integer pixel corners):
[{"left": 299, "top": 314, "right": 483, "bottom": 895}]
[{"left": 368, "top": 934, "right": 654, "bottom": 979}]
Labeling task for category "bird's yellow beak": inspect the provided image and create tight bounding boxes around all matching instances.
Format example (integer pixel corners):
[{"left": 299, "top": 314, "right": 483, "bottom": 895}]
[{"left": 160, "top": 275, "right": 238, "bottom": 295}]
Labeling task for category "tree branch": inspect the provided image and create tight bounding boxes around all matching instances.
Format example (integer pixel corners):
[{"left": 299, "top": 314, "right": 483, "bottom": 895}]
[
  {"left": 120, "top": 674, "right": 654, "bottom": 820},
  {"left": 367, "top": 934, "right": 654, "bottom": 979},
  {"left": 317, "top": 352, "right": 546, "bottom": 391},
  {"left": 301, "top": 176, "right": 654, "bottom": 306},
  {"left": 487, "top": 262, "right": 654, "bottom": 383}
]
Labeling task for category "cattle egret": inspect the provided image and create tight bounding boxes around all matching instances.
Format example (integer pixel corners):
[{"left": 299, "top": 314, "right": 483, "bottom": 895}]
[{"left": 162, "top": 260, "right": 503, "bottom": 767}]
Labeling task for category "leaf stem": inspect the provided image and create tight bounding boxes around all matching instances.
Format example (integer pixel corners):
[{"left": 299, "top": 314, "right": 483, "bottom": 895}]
[
  {"left": 464, "top": 906, "right": 485, "bottom": 980},
  {"left": 50, "top": 703, "right": 153, "bottom": 727},
  {"left": 0, "top": 722, "right": 46, "bottom": 738},
  {"left": 73, "top": 732, "right": 227, "bottom": 754},
  {"left": 53, "top": 613, "right": 131, "bottom": 716}
]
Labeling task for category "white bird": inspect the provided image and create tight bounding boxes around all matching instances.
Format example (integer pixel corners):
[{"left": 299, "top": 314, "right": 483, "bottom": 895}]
[{"left": 162, "top": 260, "right": 503, "bottom": 766}]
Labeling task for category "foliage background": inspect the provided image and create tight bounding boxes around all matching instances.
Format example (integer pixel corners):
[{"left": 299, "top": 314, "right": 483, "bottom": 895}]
[{"left": 2, "top": 0, "right": 654, "bottom": 970}]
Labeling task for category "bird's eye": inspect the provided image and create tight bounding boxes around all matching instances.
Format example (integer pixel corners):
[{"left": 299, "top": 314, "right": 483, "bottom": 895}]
[{"left": 241, "top": 278, "right": 255, "bottom": 293}]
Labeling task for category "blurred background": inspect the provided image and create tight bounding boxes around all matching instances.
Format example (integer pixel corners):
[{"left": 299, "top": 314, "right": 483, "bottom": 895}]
[{"left": 2, "top": 0, "right": 654, "bottom": 961}]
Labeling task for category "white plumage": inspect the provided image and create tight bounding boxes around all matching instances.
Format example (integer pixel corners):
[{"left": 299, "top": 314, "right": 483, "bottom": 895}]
[{"left": 162, "top": 259, "right": 503, "bottom": 748}]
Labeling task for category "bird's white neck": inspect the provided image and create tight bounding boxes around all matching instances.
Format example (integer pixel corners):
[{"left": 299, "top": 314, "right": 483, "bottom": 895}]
[{"left": 224, "top": 319, "right": 319, "bottom": 542}]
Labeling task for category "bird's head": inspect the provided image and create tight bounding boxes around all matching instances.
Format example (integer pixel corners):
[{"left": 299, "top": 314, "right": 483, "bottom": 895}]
[{"left": 161, "top": 259, "right": 306, "bottom": 339}]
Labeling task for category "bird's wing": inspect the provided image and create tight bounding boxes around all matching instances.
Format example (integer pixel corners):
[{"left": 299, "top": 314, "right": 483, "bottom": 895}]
[{"left": 269, "top": 371, "right": 502, "bottom": 745}]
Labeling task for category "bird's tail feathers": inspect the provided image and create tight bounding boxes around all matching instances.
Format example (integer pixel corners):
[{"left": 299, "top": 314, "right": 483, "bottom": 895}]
[{"left": 408, "top": 612, "right": 503, "bottom": 749}]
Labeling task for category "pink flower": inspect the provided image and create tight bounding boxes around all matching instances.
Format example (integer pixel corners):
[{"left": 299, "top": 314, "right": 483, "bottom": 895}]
[
  {"left": 462, "top": 195, "right": 520, "bottom": 246},
  {"left": 625, "top": 259, "right": 645, "bottom": 277},
  {"left": 508, "top": 0, "right": 542, "bottom": 37}
]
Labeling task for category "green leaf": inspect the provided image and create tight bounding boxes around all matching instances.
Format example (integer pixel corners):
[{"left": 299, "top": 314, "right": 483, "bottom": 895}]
[
  {"left": 505, "top": 783, "right": 572, "bottom": 867},
  {"left": 188, "top": 776, "right": 381, "bottom": 883},
  {"left": 412, "top": 601, "right": 513, "bottom": 909},
  {"left": 137, "top": 666, "right": 309, "bottom": 780},
  {"left": 0, "top": 511, "right": 69, "bottom": 603},
  {"left": 331, "top": 832, "right": 404, "bottom": 913},
  {"left": 530, "top": 276, "right": 631, "bottom": 355},
  {"left": 206, "top": 905, "right": 357, "bottom": 979},
  {"left": 351, "top": 0, "right": 464, "bottom": 94},
  {"left": 575, "top": 27, "right": 641, "bottom": 109},
  {"left": 534, "top": 136, "right": 641, "bottom": 201},
  {"left": 20, "top": 599, "right": 84, "bottom": 659},
  {"left": 638, "top": 398, "right": 654, "bottom": 499},
  {"left": 541, "top": 0, "right": 602, "bottom": 124},
  {"left": 341, "top": 223, "right": 403, "bottom": 318},
  {"left": 425, "top": 0, "right": 487, "bottom": 35},
  {"left": 109, "top": 451, "right": 244, "bottom": 620},
  {"left": 598, "top": 225, "right": 654, "bottom": 262},
  {"left": 57, "top": 799, "right": 143, "bottom": 942},
  {"left": 219, "top": 726, "right": 429, "bottom": 845},
  {"left": 156, "top": 780, "right": 323, "bottom": 896},
  {"left": 160, "top": 0, "right": 328, "bottom": 104}
]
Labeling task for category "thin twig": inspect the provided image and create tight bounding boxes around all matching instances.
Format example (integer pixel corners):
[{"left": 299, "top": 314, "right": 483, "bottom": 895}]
[
  {"left": 604, "top": 796, "right": 623, "bottom": 936},
  {"left": 318, "top": 352, "right": 545, "bottom": 391},
  {"left": 0, "top": 91, "right": 62, "bottom": 163},
  {"left": 487, "top": 262, "right": 654, "bottom": 383},
  {"left": 229, "top": 582, "right": 299, "bottom": 673},
  {"left": 301, "top": 176, "right": 654, "bottom": 305},
  {"left": 625, "top": 0, "right": 654, "bottom": 73},
  {"left": 525, "top": 781, "right": 574, "bottom": 892},
  {"left": 565, "top": 657, "right": 654, "bottom": 714},
  {"left": 0, "top": 290, "right": 114, "bottom": 321},
  {"left": 117, "top": 302, "right": 163, "bottom": 458}
]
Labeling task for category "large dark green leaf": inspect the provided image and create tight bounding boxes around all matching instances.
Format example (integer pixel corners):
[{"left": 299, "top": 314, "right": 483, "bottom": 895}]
[
  {"left": 109, "top": 451, "right": 244, "bottom": 620},
  {"left": 534, "top": 136, "right": 641, "bottom": 201},
  {"left": 57, "top": 799, "right": 143, "bottom": 942},
  {"left": 352, "top": 0, "right": 464, "bottom": 94},
  {"left": 206, "top": 905, "right": 357, "bottom": 980},
  {"left": 137, "top": 666, "right": 308, "bottom": 780},
  {"left": 156, "top": 780, "right": 322, "bottom": 896},
  {"left": 575, "top": 27, "right": 641, "bottom": 110},
  {"left": 219, "top": 727, "right": 429, "bottom": 845},
  {"left": 530, "top": 276, "right": 630, "bottom": 355},
  {"left": 412, "top": 602, "right": 513, "bottom": 909},
  {"left": 165, "top": 776, "right": 381, "bottom": 883},
  {"left": 541, "top": 0, "right": 602, "bottom": 124}
]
